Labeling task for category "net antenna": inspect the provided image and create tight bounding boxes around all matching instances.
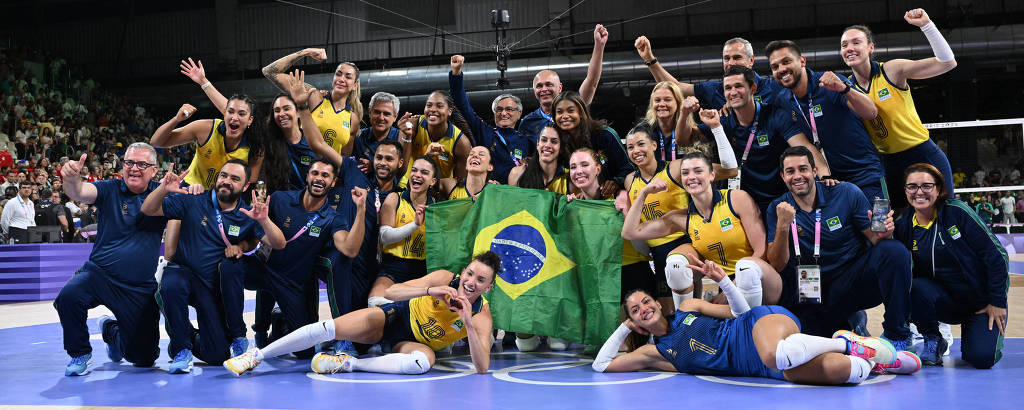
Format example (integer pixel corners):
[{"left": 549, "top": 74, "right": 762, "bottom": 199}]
[{"left": 492, "top": 9, "right": 512, "bottom": 89}]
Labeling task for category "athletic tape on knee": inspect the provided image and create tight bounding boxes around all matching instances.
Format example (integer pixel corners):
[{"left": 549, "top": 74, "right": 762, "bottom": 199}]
[
  {"left": 665, "top": 254, "right": 693, "bottom": 291},
  {"left": 367, "top": 296, "right": 394, "bottom": 308},
  {"left": 734, "top": 259, "right": 764, "bottom": 308}
]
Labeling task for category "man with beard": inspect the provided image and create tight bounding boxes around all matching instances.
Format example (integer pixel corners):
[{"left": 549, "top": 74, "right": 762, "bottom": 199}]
[
  {"left": 765, "top": 147, "right": 912, "bottom": 350},
  {"left": 449, "top": 55, "right": 533, "bottom": 184},
  {"left": 680, "top": 66, "right": 831, "bottom": 215},
  {"left": 765, "top": 40, "right": 885, "bottom": 201},
  {"left": 218, "top": 158, "right": 367, "bottom": 358},
  {"left": 142, "top": 159, "right": 286, "bottom": 373},
  {"left": 518, "top": 24, "right": 608, "bottom": 142},
  {"left": 353, "top": 92, "right": 402, "bottom": 176},
  {"left": 53, "top": 144, "right": 168, "bottom": 376}
]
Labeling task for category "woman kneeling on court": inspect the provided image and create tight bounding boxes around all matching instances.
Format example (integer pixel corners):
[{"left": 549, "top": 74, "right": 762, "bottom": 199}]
[
  {"left": 592, "top": 259, "right": 921, "bottom": 383},
  {"left": 224, "top": 251, "right": 502, "bottom": 376}
]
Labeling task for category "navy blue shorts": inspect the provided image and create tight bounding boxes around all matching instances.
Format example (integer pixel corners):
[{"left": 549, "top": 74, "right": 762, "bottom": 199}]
[
  {"left": 727, "top": 305, "right": 801, "bottom": 380},
  {"left": 378, "top": 254, "right": 428, "bottom": 284},
  {"left": 377, "top": 301, "right": 417, "bottom": 352}
]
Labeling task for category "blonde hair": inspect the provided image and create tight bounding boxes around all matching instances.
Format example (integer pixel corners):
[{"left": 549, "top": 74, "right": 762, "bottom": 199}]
[
  {"left": 337, "top": 62, "right": 364, "bottom": 122},
  {"left": 644, "top": 81, "right": 685, "bottom": 126}
]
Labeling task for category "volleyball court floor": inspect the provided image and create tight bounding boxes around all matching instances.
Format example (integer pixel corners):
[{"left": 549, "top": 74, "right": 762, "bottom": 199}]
[{"left": 3, "top": 257, "right": 1023, "bottom": 409}]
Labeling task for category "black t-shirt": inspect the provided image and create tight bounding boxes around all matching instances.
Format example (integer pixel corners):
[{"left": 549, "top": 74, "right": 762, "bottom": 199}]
[{"left": 34, "top": 200, "right": 62, "bottom": 226}]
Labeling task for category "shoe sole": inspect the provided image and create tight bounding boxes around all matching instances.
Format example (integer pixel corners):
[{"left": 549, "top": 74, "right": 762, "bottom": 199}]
[
  {"left": 168, "top": 364, "right": 192, "bottom": 374},
  {"left": 901, "top": 352, "right": 922, "bottom": 374},
  {"left": 833, "top": 330, "right": 897, "bottom": 365},
  {"left": 223, "top": 361, "right": 247, "bottom": 376}
]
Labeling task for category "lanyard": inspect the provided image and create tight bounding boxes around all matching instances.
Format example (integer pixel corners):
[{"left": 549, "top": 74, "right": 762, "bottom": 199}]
[
  {"left": 791, "top": 208, "right": 821, "bottom": 264},
  {"left": 211, "top": 191, "right": 233, "bottom": 247},
  {"left": 539, "top": 110, "right": 553, "bottom": 123},
  {"left": 374, "top": 187, "right": 383, "bottom": 213},
  {"left": 17, "top": 197, "right": 31, "bottom": 217},
  {"left": 739, "top": 102, "right": 762, "bottom": 167},
  {"left": 792, "top": 93, "right": 821, "bottom": 148},
  {"left": 658, "top": 127, "right": 676, "bottom": 162},
  {"left": 286, "top": 213, "right": 320, "bottom": 243}
]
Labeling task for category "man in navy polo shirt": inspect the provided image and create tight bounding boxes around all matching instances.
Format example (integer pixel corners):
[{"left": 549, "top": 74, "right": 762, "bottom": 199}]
[
  {"left": 450, "top": 55, "right": 533, "bottom": 184},
  {"left": 636, "top": 36, "right": 780, "bottom": 108},
  {"left": 219, "top": 158, "right": 367, "bottom": 359},
  {"left": 686, "top": 66, "right": 830, "bottom": 215},
  {"left": 54, "top": 143, "right": 168, "bottom": 376},
  {"left": 765, "top": 146, "right": 912, "bottom": 349},
  {"left": 519, "top": 24, "right": 608, "bottom": 142},
  {"left": 765, "top": 40, "right": 885, "bottom": 201},
  {"left": 142, "top": 159, "right": 286, "bottom": 374},
  {"left": 353, "top": 92, "right": 401, "bottom": 177}
]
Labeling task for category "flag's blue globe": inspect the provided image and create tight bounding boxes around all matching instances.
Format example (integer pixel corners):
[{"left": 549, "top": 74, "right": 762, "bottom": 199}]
[{"left": 490, "top": 224, "right": 546, "bottom": 285}]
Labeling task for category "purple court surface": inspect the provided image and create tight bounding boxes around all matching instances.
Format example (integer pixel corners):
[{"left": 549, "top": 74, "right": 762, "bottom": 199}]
[{"left": 1, "top": 307, "right": 1020, "bottom": 409}]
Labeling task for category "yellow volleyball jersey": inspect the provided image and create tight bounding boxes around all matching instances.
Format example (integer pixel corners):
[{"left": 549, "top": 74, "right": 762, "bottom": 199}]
[
  {"left": 546, "top": 167, "right": 569, "bottom": 195},
  {"left": 851, "top": 61, "right": 929, "bottom": 154},
  {"left": 382, "top": 190, "right": 432, "bottom": 260},
  {"left": 447, "top": 180, "right": 482, "bottom": 200},
  {"left": 407, "top": 272, "right": 487, "bottom": 350},
  {"left": 185, "top": 119, "right": 251, "bottom": 189},
  {"left": 312, "top": 96, "right": 353, "bottom": 154},
  {"left": 599, "top": 192, "right": 651, "bottom": 265},
  {"left": 400, "top": 117, "right": 466, "bottom": 188},
  {"left": 685, "top": 189, "right": 753, "bottom": 276},
  {"left": 627, "top": 161, "right": 689, "bottom": 247}
]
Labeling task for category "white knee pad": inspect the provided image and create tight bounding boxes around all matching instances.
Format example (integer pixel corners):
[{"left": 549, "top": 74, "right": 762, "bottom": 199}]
[
  {"left": 400, "top": 350, "right": 430, "bottom": 374},
  {"left": 516, "top": 334, "right": 541, "bottom": 352},
  {"left": 665, "top": 254, "right": 693, "bottom": 291},
  {"left": 734, "top": 259, "right": 763, "bottom": 307},
  {"left": 775, "top": 334, "right": 810, "bottom": 370},
  {"left": 367, "top": 296, "right": 394, "bottom": 308}
]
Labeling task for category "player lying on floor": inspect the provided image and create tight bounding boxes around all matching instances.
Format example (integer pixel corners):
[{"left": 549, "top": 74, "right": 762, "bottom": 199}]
[
  {"left": 592, "top": 259, "right": 921, "bottom": 383},
  {"left": 223, "top": 251, "right": 501, "bottom": 376}
]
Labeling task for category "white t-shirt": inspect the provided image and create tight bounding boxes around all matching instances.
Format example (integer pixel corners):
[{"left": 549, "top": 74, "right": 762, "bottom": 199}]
[{"left": 1000, "top": 197, "right": 1016, "bottom": 214}]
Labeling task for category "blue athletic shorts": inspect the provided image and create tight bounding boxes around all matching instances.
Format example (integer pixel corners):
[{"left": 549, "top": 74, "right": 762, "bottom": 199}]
[
  {"left": 377, "top": 301, "right": 417, "bottom": 352},
  {"left": 727, "top": 305, "right": 801, "bottom": 380}
]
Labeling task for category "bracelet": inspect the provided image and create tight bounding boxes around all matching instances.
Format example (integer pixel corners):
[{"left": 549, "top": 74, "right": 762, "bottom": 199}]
[
  {"left": 426, "top": 287, "right": 431, "bottom": 296},
  {"left": 839, "top": 83, "right": 851, "bottom": 95},
  {"left": 644, "top": 58, "right": 658, "bottom": 66},
  {"left": 296, "top": 104, "right": 309, "bottom": 111},
  {"left": 200, "top": 81, "right": 212, "bottom": 90}
]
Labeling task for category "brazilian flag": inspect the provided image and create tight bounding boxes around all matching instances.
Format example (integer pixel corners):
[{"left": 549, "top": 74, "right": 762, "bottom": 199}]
[{"left": 426, "top": 184, "right": 622, "bottom": 345}]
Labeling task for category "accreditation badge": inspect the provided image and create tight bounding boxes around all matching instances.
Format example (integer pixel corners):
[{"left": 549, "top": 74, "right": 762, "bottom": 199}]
[
  {"left": 728, "top": 170, "right": 741, "bottom": 191},
  {"left": 797, "top": 265, "right": 821, "bottom": 304}
]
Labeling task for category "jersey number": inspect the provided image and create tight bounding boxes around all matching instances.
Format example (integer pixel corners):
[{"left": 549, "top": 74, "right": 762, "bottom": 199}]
[
  {"left": 419, "top": 317, "right": 446, "bottom": 340},
  {"left": 867, "top": 115, "right": 888, "bottom": 140},
  {"left": 641, "top": 201, "right": 664, "bottom": 220},
  {"left": 705, "top": 242, "right": 727, "bottom": 267},
  {"left": 205, "top": 168, "right": 216, "bottom": 188}
]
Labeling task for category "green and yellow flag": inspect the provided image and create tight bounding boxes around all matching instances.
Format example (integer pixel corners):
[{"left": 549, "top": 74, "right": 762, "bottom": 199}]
[{"left": 426, "top": 185, "right": 622, "bottom": 345}]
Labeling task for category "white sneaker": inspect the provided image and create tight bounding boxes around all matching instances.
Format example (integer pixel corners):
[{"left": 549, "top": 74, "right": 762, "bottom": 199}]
[
  {"left": 223, "top": 348, "right": 262, "bottom": 376},
  {"left": 548, "top": 337, "right": 569, "bottom": 351},
  {"left": 311, "top": 352, "right": 354, "bottom": 374},
  {"left": 938, "top": 322, "right": 953, "bottom": 356},
  {"left": 515, "top": 335, "right": 541, "bottom": 352}
]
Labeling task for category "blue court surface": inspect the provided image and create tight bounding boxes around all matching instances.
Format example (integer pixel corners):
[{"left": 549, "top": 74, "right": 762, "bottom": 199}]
[{"left": 2, "top": 308, "right": 1021, "bottom": 410}]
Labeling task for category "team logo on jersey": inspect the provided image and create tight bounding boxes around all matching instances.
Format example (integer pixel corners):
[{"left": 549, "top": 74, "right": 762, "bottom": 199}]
[
  {"left": 720, "top": 217, "right": 734, "bottom": 232},
  {"left": 826, "top": 216, "right": 842, "bottom": 231},
  {"left": 877, "top": 88, "right": 891, "bottom": 102},
  {"left": 476, "top": 210, "right": 575, "bottom": 300},
  {"left": 754, "top": 95, "right": 763, "bottom": 104},
  {"left": 343, "top": 120, "right": 351, "bottom": 129},
  {"left": 912, "top": 239, "right": 918, "bottom": 251},
  {"left": 948, "top": 225, "right": 961, "bottom": 240},
  {"left": 682, "top": 313, "right": 697, "bottom": 326},
  {"left": 283, "top": 216, "right": 291, "bottom": 228},
  {"left": 756, "top": 134, "right": 769, "bottom": 147},
  {"left": 451, "top": 319, "right": 465, "bottom": 332},
  {"left": 811, "top": 105, "right": 823, "bottom": 117},
  {"left": 309, "top": 226, "right": 322, "bottom": 237},
  {"left": 513, "top": 148, "right": 524, "bottom": 161},
  {"left": 300, "top": 155, "right": 312, "bottom": 165},
  {"left": 201, "top": 216, "right": 208, "bottom": 226},
  {"left": 122, "top": 202, "right": 129, "bottom": 215},
  {"left": 228, "top": 225, "right": 241, "bottom": 236},
  {"left": 691, "top": 228, "right": 701, "bottom": 241}
]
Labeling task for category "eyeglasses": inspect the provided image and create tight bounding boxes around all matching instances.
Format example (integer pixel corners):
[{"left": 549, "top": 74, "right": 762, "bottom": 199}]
[
  {"left": 904, "top": 183, "right": 936, "bottom": 193},
  {"left": 494, "top": 106, "right": 520, "bottom": 113},
  {"left": 123, "top": 160, "right": 155, "bottom": 170}
]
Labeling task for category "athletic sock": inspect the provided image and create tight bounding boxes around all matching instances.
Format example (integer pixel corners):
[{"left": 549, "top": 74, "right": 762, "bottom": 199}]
[
  {"left": 261, "top": 319, "right": 336, "bottom": 359},
  {"left": 775, "top": 333, "right": 848, "bottom": 370},
  {"left": 671, "top": 291, "right": 693, "bottom": 310},
  {"left": 847, "top": 355, "right": 872, "bottom": 384},
  {"left": 352, "top": 350, "right": 429, "bottom": 374}
]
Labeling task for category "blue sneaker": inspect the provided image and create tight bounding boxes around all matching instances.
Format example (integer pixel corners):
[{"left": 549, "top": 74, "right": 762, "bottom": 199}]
[
  {"left": 98, "top": 315, "right": 122, "bottom": 362},
  {"left": 333, "top": 340, "right": 358, "bottom": 356},
  {"left": 65, "top": 353, "right": 93, "bottom": 376},
  {"left": 920, "top": 334, "right": 947, "bottom": 366},
  {"left": 230, "top": 337, "right": 249, "bottom": 357},
  {"left": 168, "top": 349, "right": 193, "bottom": 374}
]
